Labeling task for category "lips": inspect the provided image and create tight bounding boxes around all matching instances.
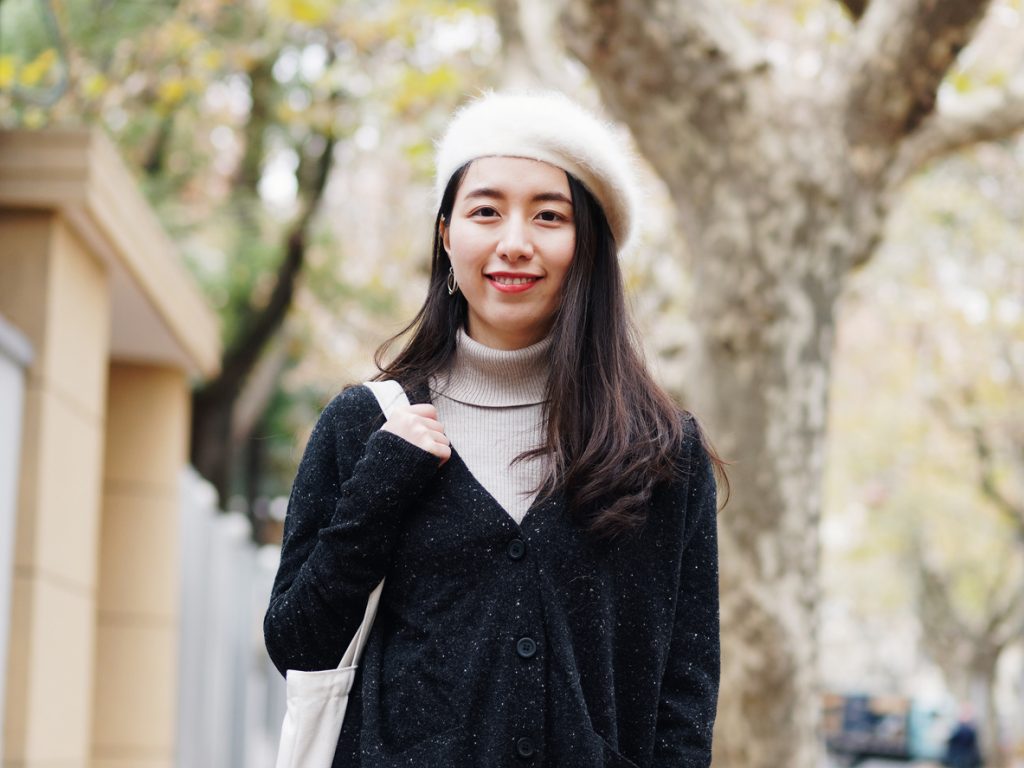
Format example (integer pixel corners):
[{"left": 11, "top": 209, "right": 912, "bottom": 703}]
[
  {"left": 487, "top": 273, "right": 543, "bottom": 286},
  {"left": 485, "top": 272, "right": 543, "bottom": 293}
]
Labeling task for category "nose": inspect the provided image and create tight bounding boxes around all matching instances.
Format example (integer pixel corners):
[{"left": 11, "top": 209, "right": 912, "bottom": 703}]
[{"left": 497, "top": 216, "right": 534, "bottom": 261}]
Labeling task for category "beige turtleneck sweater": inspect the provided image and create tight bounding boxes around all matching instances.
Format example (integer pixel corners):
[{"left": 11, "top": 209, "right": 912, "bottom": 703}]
[{"left": 428, "top": 328, "right": 550, "bottom": 524}]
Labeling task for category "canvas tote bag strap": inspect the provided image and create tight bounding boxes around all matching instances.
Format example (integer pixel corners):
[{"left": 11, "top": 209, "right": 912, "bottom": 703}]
[
  {"left": 328, "top": 380, "right": 411, "bottom": 672},
  {"left": 363, "top": 379, "right": 410, "bottom": 421},
  {"left": 273, "top": 380, "right": 412, "bottom": 768}
]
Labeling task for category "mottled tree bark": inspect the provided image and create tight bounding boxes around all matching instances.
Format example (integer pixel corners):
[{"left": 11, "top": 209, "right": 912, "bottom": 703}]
[{"left": 557, "top": 1, "right": 1017, "bottom": 766}]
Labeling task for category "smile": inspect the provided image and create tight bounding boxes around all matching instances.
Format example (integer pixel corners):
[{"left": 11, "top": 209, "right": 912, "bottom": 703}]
[
  {"left": 488, "top": 275, "right": 541, "bottom": 285},
  {"left": 486, "top": 274, "right": 542, "bottom": 293}
]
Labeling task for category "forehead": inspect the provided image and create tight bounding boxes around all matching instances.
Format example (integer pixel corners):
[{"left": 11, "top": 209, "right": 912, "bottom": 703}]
[{"left": 456, "top": 156, "right": 571, "bottom": 199}]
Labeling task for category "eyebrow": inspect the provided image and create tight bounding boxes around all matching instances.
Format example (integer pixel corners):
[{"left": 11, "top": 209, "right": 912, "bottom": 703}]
[{"left": 463, "top": 187, "right": 573, "bottom": 205}]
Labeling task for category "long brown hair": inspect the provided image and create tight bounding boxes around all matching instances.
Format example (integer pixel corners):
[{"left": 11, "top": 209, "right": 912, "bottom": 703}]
[{"left": 374, "top": 162, "right": 729, "bottom": 539}]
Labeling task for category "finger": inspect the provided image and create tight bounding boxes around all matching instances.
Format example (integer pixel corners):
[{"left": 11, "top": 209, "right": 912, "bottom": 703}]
[
  {"left": 408, "top": 420, "right": 447, "bottom": 442},
  {"left": 416, "top": 417, "right": 446, "bottom": 433},
  {"left": 435, "top": 444, "right": 452, "bottom": 466},
  {"left": 410, "top": 430, "right": 447, "bottom": 456},
  {"left": 428, "top": 430, "right": 450, "bottom": 446}
]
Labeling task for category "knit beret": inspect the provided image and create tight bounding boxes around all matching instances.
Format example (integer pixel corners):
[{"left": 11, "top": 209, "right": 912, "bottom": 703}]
[{"left": 434, "top": 90, "right": 642, "bottom": 255}]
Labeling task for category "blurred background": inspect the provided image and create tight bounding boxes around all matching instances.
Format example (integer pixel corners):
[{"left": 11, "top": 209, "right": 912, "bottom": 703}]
[{"left": 0, "top": 0, "right": 1021, "bottom": 767}]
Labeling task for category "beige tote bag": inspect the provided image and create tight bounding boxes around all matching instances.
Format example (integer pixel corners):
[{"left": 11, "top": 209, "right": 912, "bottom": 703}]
[{"left": 273, "top": 380, "right": 409, "bottom": 768}]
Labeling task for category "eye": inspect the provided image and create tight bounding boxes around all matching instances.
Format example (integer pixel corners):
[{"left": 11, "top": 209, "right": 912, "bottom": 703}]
[
  {"left": 471, "top": 206, "right": 499, "bottom": 218},
  {"left": 537, "top": 210, "right": 568, "bottom": 223}
]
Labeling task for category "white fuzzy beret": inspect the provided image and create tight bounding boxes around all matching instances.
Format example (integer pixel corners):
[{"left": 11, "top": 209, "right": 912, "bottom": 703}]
[{"left": 434, "top": 90, "right": 642, "bottom": 255}]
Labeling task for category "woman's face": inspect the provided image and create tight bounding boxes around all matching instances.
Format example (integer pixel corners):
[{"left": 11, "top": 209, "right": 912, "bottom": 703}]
[{"left": 441, "top": 156, "right": 576, "bottom": 350}]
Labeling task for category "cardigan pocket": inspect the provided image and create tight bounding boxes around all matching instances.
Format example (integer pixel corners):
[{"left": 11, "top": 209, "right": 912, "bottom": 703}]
[
  {"left": 376, "top": 720, "right": 466, "bottom": 767},
  {"left": 587, "top": 726, "right": 642, "bottom": 768}
]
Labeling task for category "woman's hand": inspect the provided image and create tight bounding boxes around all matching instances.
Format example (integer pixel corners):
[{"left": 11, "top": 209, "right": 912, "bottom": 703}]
[{"left": 381, "top": 404, "right": 451, "bottom": 466}]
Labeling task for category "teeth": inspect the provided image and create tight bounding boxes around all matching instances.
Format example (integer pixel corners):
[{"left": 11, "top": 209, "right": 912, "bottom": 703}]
[{"left": 492, "top": 276, "right": 538, "bottom": 285}]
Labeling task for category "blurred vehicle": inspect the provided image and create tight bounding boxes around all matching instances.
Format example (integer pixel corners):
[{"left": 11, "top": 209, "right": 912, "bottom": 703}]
[{"left": 824, "top": 692, "right": 954, "bottom": 765}]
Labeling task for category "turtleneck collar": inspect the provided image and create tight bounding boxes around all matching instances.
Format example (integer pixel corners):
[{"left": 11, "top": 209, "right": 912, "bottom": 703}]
[{"left": 431, "top": 327, "right": 551, "bottom": 407}]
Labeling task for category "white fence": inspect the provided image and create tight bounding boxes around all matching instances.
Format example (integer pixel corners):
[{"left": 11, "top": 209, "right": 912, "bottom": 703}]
[
  {"left": 0, "top": 315, "right": 33, "bottom": 764},
  {"left": 177, "top": 468, "right": 285, "bottom": 768}
]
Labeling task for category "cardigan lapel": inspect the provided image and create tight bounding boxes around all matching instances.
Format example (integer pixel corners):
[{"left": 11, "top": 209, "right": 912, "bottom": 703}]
[
  {"left": 407, "top": 379, "right": 555, "bottom": 532},
  {"left": 444, "top": 445, "right": 559, "bottom": 533}
]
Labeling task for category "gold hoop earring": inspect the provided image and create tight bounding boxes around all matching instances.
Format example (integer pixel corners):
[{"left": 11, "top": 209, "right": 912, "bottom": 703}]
[{"left": 447, "top": 266, "right": 459, "bottom": 296}]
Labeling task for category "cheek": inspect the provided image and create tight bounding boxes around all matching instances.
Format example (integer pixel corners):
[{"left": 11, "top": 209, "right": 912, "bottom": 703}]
[
  {"left": 447, "top": 225, "right": 489, "bottom": 265},
  {"left": 549, "top": 237, "right": 575, "bottom": 284},
  {"left": 553, "top": 265, "right": 573, "bottom": 292}
]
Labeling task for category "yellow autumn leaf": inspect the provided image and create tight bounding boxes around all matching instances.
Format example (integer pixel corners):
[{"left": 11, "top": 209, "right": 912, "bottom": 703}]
[
  {"left": 275, "top": 102, "right": 298, "bottom": 124},
  {"left": 19, "top": 49, "right": 58, "bottom": 87},
  {"left": 158, "top": 78, "right": 188, "bottom": 107},
  {"left": 270, "top": 0, "right": 332, "bottom": 25},
  {"left": 0, "top": 56, "right": 16, "bottom": 88},
  {"left": 949, "top": 71, "right": 973, "bottom": 94},
  {"left": 168, "top": 20, "right": 202, "bottom": 53},
  {"left": 403, "top": 139, "right": 433, "bottom": 162},
  {"left": 826, "top": 28, "right": 846, "bottom": 46},
  {"left": 394, "top": 66, "right": 460, "bottom": 114},
  {"left": 984, "top": 70, "right": 1008, "bottom": 89},
  {"left": 83, "top": 72, "right": 108, "bottom": 99},
  {"left": 23, "top": 107, "right": 46, "bottom": 129},
  {"left": 200, "top": 49, "right": 224, "bottom": 71}
]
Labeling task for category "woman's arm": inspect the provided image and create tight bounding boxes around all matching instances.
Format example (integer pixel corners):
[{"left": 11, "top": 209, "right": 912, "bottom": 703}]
[
  {"left": 263, "top": 385, "right": 441, "bottom": 676},
  {"left": 653, "top": 425, "right": 721, "bottom": 767}
]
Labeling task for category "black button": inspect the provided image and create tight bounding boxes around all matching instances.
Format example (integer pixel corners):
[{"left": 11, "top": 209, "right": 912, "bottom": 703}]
[
  {"left": 516, "top": 636, "right": 537, "bottom": 658},
  {"left": 507, "top": 538, "right": 526, "bottom": 560},
  {"left": 515, "top": 736, "right": 536, "bottom": 758}
]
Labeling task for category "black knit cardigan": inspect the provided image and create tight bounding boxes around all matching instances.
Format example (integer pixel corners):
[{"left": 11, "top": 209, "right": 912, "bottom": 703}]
[{"left": 264, "top": 382, "right": 720, "bottom": 767}]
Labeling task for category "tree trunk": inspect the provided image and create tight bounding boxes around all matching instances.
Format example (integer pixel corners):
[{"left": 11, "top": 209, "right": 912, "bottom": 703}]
[
  {"left": 677, "top": 85, "right": 853, "bottom": 768},
  {"left": 970, "top": 654, "right": 1008, "bottom": 768},
  {"left": 563, "top": 14, "right": 871, "bottom": 767},
  {"left": 558, "top": 1, "right": 1004, "bottom": 765}
]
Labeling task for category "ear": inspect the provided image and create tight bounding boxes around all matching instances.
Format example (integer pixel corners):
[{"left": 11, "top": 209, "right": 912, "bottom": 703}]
[{"left": 440, "top": 218, "right": 452, "bottom": 256}]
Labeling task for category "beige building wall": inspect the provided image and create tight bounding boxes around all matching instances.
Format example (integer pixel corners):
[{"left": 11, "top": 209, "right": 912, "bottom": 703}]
[
  {"left": 1, "top": 211, "right": 111, "bottom": 766},
  {"left": 0, "top": 129, "right": 220, "bottom": 768},
  {"left": 92, "top": 364, "right": 189, "bottom": 768}
]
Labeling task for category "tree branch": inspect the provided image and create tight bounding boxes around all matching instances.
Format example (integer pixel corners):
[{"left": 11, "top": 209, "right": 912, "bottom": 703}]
[
  {"left": 493, "top": 0, "right": 541, "bottom": 86},
  {"left": 196, "top": 132, "right": 335, "bottom": 405},
  {"left": 840, "top": 0, "right": 993, "bottom": 165},
  {"left": 835, "top": 0, "right": 868, "bottom": 22},
  {"left": 928, "top": 384, "right": 1024, "bottom": 542},
  {"left": 992, "top": 599, "right": 1024, "bottom": 649},
  {"left": 143, "top": 114, "right": 175, "bottom": 177},
  {"left": 969, "top": 414, "right": 1024, "bottom": 542},
  {"left": 984, "top": 571, "right": 1024, "bottom": 649},
  {"left": 912, "top": 538, "right": 971, "bottom": 650},
  {"left": 558, "top": 0, "right": 770, "bottom": 181},
  {"left": 234, "top": 54, "right": 277, "bottom": 197},
  {"left": 887, "top": 84, "right": 1024, "bottom": 188},
  {"left": 231, "top": 329, "right": 291, "bottom": 444}
]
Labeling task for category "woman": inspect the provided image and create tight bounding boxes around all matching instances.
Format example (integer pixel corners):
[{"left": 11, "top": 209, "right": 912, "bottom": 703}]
[{"left": 264, "top": 90, "right": 727, "bottom": 767}]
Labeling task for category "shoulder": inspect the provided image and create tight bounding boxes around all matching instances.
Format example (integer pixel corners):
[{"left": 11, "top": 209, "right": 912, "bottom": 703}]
[
  {"left": 320, "top": 382, "right": 382, "bottom": 424},
  {"left": 666, "top": 409, "right": 719, "bottom": 520},
  {"left": 308, "top": 383, "right": 388, "bottom": 455},
  {"left": 673, "top": 409, "right": 713, "bottom": 479}
]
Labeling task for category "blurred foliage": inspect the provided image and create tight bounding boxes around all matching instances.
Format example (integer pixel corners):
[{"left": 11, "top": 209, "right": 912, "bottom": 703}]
[
  {"left": 732, "top": 0, "right": 1023, "bottom": 97},
  {"left": 822, "top": 134, "right": 1024, "bottom": 695},
  {"left": 0, "top": 0, "right": 497, "bottom": 497}
]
